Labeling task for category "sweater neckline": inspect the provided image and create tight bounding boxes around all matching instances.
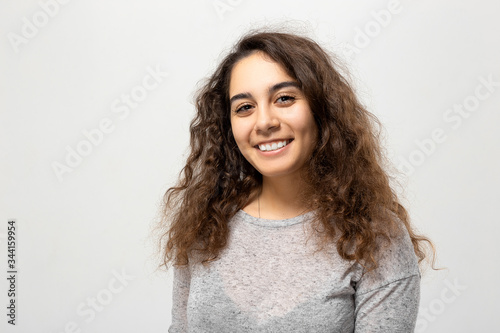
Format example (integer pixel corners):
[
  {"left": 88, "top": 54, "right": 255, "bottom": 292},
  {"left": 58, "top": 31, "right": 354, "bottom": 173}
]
[{"left": 235, "top": 209, "right": 316, "bottom": 228}]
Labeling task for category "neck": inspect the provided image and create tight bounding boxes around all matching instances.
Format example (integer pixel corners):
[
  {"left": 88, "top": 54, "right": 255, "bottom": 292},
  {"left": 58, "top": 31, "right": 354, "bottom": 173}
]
[{"left": 258, "top": 174, "right": 308, "bottom": 219}]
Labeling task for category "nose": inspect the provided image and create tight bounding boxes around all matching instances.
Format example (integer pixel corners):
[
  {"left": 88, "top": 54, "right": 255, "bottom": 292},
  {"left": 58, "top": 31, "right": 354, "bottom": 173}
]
[{"left": 254, "top": 105, "right": 280, "bottom": 133}]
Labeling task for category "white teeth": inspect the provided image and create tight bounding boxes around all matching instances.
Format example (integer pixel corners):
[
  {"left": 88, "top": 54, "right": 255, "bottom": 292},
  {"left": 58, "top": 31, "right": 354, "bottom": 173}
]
[{"left": 258, "top": 140, "right": 288, "bottom": 152}]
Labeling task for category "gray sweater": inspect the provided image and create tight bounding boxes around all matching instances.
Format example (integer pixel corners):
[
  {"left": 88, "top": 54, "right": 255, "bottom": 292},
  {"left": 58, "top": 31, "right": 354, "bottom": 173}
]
[{"left": 169, "top": 210, "right": 420, "bottom": 332}]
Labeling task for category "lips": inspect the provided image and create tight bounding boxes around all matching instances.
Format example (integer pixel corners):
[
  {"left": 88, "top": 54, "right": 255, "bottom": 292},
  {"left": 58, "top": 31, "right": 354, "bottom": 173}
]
[{"left": 255, "top": 139, "right": 293, "bottom": 152}]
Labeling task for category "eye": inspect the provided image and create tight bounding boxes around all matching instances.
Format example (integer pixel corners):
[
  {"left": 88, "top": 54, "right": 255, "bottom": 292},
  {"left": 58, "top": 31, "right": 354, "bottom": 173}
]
[
  {"left": 235, "top": 103, "right": 253, "bottom": 113},
  {"left": 276, "top": 94, "right": 295, "bottom": 104}
]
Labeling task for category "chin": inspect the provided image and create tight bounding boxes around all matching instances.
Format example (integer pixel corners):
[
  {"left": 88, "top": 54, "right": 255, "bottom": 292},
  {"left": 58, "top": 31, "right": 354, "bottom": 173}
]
[{"left": 257, "top": 168, "right": 302, "bottom": 179}]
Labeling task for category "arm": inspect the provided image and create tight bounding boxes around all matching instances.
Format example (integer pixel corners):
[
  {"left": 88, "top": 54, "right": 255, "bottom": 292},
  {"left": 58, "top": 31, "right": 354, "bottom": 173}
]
[
  {"left": 168, "top": 265, "right": 191, "bottom": 333},
  {"left": 353, "top": 225, "right": 421, "bottom": 332},
  {"left": 354, "top": 274, "right": 420, "bottom": 332}
]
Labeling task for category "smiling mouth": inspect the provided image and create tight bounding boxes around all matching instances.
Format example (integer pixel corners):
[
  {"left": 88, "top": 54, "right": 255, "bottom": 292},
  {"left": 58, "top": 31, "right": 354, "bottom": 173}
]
[{"left": 256, "top": 139, "right": 293, "bottom": 152}]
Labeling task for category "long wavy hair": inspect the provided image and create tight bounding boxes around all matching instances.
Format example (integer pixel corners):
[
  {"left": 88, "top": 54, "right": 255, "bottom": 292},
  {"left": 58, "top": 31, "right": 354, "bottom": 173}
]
[{"left": 159, "top": 30, "right": 435, "bottom": 271}]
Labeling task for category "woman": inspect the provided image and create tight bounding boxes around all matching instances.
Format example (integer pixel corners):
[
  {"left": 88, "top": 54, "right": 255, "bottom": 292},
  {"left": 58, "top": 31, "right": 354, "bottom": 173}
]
[{"left": 160, "top": 30, "right": 435, "bottom": 332}]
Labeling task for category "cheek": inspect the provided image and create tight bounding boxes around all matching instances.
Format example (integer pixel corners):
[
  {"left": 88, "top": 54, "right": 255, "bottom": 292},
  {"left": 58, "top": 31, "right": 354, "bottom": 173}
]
[
  {"left": 230, "top": 119, "right": 247, "bottom": 148},
  {"left": 300, "top": 114, "right": 318, "bottom": 148},
  {"left": 309, "top": 119, "right": 318, "bottom": 140},
  {"left": 293, "top": 109, "right": 316, "bottom": 134}
]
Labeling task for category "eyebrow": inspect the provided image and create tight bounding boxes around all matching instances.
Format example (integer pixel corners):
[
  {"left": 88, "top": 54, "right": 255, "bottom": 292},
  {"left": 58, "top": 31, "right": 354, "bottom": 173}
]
[{"left": 229, "top": 81, "right": 301, "bottom": 105}]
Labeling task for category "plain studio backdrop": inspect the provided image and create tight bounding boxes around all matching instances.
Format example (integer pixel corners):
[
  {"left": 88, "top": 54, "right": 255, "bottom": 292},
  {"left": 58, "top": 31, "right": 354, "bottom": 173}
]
[{"left": 1, "top": 1, "right": 499, "bottom": 332}]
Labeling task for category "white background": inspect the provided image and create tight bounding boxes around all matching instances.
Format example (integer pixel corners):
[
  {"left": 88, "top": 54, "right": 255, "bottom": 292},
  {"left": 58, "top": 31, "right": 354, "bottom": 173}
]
[{"left": 1, "top": 0, "right": 499, "bottom": 332}]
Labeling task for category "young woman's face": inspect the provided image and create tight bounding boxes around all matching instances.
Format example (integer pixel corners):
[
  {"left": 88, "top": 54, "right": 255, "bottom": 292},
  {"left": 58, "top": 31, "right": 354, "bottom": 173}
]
[{"left": 229, "top": 51, "right": 318, "bottom": 180}]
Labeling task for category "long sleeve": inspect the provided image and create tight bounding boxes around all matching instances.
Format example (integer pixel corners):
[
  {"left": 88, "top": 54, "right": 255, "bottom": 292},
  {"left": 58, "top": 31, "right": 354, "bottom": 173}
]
[
  {"left": 168, "top": 265, "right": 191, "bottom": 333},
  {"left": 353, "top": 226, "right": 421, "bottom": 333},
  {"left": 354, "top": 274, "right": 420, "bottom": 332}
]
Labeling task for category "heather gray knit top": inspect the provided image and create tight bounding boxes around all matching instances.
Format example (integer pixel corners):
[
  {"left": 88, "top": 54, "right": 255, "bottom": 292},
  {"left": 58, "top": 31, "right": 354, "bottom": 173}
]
[{"left": 169, "top": 210, "right": 420, "bottom": 332}]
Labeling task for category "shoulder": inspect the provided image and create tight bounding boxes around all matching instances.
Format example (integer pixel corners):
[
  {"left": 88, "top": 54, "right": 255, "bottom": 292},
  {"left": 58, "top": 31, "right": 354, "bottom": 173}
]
[{"left": 355, "top": 222, "right": 420, "bottom": 294}]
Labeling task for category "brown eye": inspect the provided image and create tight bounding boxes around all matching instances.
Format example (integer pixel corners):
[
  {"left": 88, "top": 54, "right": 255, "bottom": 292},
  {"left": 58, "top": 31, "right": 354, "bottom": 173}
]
[
  {"left": 235, "top": 104, "right": 253, "bottom": 113},
  {"left": 276, "top": 95, "right": 295, "bottom": 103}
]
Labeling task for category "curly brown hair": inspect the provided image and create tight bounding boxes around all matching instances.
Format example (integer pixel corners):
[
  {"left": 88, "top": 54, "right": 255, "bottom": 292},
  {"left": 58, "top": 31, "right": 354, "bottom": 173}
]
[{"left": 159, "top": 30, "right": 435, "bottom": 271}]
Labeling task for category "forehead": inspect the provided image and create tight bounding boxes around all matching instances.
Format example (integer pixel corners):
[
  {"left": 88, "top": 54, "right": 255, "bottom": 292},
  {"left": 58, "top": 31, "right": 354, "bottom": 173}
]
[{"left": 229, "top": 52, "right": 294, "bottom": 97}]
